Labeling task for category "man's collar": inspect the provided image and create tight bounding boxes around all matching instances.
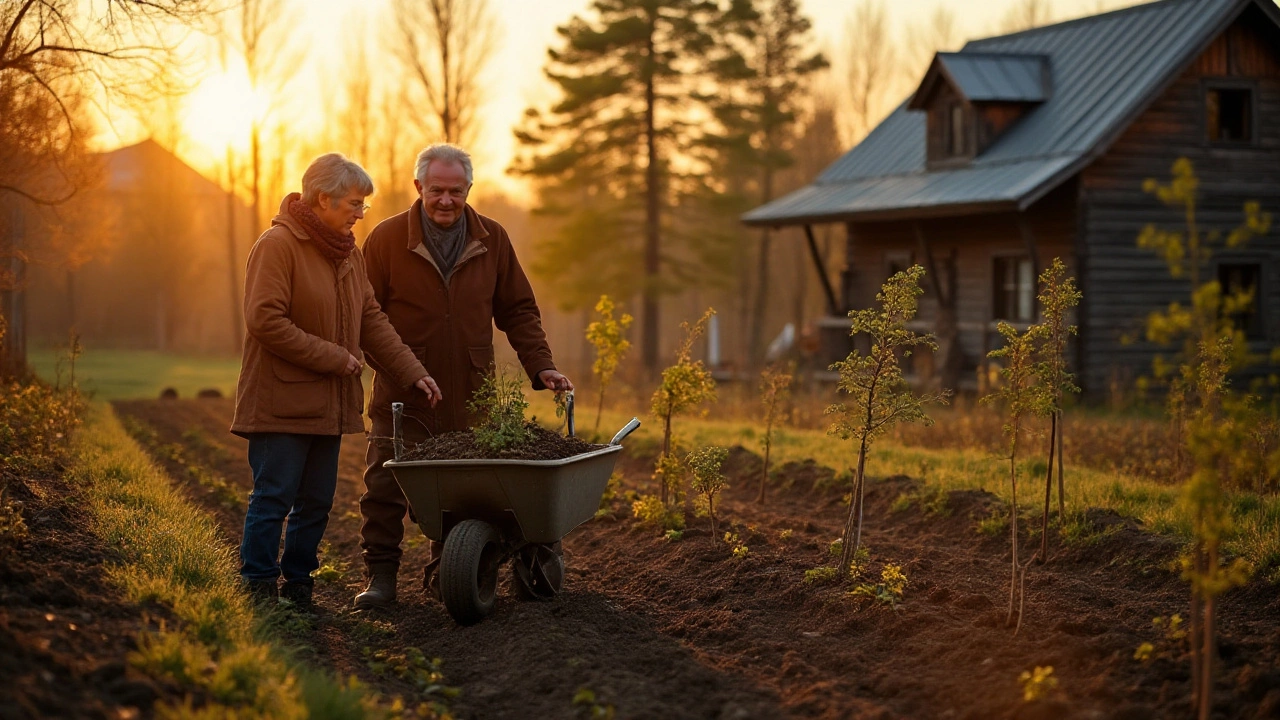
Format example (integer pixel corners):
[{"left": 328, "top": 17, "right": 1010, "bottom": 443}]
[{"left": 407, "top": 199, "right": 490, "bottom": 250}]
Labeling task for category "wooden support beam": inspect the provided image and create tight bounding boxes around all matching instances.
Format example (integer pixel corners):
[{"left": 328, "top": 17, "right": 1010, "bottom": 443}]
[{"left": 804, "top": 224, "right": 841, "bottom": 316}]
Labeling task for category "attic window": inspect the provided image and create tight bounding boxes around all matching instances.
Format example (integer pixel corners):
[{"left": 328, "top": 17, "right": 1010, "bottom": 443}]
[
  {"left": 1206, "top": 86, "right": 1253, "bottom": 143},
  {"left": 946, "top": 103, "right": 969, "bottom": 157}
]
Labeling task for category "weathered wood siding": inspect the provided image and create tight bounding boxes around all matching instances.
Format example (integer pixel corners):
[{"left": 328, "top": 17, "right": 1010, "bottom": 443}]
[
  {"left": 844, "top": 181, "right": 1077, "bottom": 388},
  {"left": 1079, "top": 5, "right": 1280, "bottom": 394}
]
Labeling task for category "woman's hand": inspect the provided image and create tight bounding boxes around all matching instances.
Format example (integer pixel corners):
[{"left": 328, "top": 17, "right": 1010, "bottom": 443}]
[
  {"left": 415, "top": 375, "right": 442, "bottom": 407},
  {"left": 344, "top": 353, "right": 364, "bottom": 375}
]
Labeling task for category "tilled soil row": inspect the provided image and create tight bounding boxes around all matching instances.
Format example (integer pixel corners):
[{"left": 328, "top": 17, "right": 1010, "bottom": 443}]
[
  {"left": 113, "top": 399, "right": 1280, "bottom": 720},
  {"left": 0, "top": 454, "right": 188, "bottom": 719}
]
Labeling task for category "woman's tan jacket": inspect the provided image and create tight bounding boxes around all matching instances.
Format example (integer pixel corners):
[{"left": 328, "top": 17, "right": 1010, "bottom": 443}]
[{"left": 231, "top": 194, "right": 427, "bottom": 436}]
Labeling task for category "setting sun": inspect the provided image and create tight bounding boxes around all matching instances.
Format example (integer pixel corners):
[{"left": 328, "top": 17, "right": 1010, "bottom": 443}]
[{"left": 180, "top": 65, "right": 266, "bottom": 158}]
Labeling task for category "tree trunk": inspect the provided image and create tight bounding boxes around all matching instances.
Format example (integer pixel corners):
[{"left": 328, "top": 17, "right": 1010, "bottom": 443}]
[
  {"left": 1007, "top": 454, "right": 1019, "bottom": 627},
  {"left": 660, "top": 411, "right": 672, "bottom": 506},
  {"left": 1189, "top": 537, "right": 1204, "bottom": 713},
  {"left": 594, "top": 379, "right": 606, "bottom": 435},
  {"left": 708, "top": 497, "right": 717, "bottom": 546},
  {"left": 749, "top": 227, "right": 772, "bottom": 367},
  {"left": 641, "top": 13, "right": 660, "bottom": 374},
  {"left": 838, "top": 437, "right": 869, "bottom": 575},
  {"left": 226, "top": 149, "right": 243, "bottom": 354},
  {"left": 1039, "top": 412, "right": 1057, "bottom": 563},
  {"left": 758, "top": 428, "right": 771, "bottom": 504},
  {"left": 1056, "top": 409, "right": 1066, "bottom": 518}
]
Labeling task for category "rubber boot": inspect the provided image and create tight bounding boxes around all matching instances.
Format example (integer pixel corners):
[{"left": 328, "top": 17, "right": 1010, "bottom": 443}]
[
  {"left": 281, "top": 582, "right": 314, "bottom": 612},
  {"left": 353, "top": 572, "right": 397, "bottom": 610}
]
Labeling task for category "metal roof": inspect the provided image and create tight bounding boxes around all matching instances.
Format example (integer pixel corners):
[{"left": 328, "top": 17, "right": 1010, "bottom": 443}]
[
  {"left": 744, "top": 0, "right": 1277, "bottom": 227},
  {"left": 933, "top": 53, "right": 1050, "bottom": 103}
]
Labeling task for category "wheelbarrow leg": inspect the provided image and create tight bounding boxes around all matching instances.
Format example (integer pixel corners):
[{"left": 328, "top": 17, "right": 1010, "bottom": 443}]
[{"left": 512, "top": 542, "right": 565, "bottom": 601}]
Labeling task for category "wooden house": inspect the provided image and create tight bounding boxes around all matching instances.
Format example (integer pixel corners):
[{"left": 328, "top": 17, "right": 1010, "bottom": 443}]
[{"left": 744, "top": 0, "right": 1280, "bottom": 396}]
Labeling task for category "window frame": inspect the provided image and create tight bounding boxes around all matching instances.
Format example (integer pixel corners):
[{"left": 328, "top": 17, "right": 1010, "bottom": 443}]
[
  {"left": 1215, "top": 259, "right": 1267, "bottom": 342},
  {"left": 1202, "top": 78, "right": 1259, "bottom": 147},
  {"left": 991, "top": 253, "right": 1037, "bottom": 324}
]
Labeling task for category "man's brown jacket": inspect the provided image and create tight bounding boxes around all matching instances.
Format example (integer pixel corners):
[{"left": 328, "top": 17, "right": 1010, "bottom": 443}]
[
  {"left": 231, "top": 194, "right": 428, "bottom": 437},
  {"left": 361, "top": 200, "right": 556, "bottom": 434}
]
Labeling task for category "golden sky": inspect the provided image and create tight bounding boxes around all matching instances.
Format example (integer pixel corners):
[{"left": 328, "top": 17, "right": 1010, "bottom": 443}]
[{"left": 96, "top": 0, "right": 1141, "bottom": 204}]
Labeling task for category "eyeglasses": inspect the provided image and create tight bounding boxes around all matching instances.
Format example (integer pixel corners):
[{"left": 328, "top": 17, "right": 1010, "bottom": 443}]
[{"left": 347, "top": 200, "right": 371, "bottom": 212}]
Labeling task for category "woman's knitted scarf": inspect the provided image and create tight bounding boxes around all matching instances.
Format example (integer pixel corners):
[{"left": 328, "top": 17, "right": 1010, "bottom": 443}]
[{"left": 287, "top": 195, "right": 356, "bottom": 262}]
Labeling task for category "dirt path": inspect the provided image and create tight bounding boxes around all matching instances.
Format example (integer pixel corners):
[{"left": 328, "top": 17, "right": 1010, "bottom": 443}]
[{"left": 113, "top": 399, "right": 1280, "bottom": 720}]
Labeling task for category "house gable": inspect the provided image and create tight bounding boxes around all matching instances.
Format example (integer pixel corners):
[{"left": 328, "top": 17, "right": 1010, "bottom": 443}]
[
  {"left": 1077, "top": 1, "right": 1280, "bottom": 392},
  {"left": 909, "top": 53, "right": 1050, "bottom": 166}
]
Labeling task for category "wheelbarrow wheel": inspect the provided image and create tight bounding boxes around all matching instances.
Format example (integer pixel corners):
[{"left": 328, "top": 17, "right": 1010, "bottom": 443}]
[
  {"left": 511, "top": 543, "right": 564, "bottom": 601},
  {"left": 439, "top": 520, "right": 502, "bottom": 625}
]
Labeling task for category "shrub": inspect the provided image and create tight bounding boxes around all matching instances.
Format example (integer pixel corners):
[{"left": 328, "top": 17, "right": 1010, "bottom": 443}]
[
  {"left": 651, "top": 309, "right": 717, "bottom": 506},
  {"left": 689, "top": 446, "right": 729, "bottom": 544},
  {"left": 631, "top": 494, "right": 683, "bottom": 532},
  {"left": 468, "top": 366, "right": 532, "bottom": 452},
  {"left": 586, "top": 296, "right": 633, "bottom": 434},
  {"left": 1018, "top": 666, "right": 1059, "bottom": 702}
]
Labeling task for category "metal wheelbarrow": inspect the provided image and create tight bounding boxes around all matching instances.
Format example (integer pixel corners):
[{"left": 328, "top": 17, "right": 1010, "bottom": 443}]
[{"left": 382, "top": 395, "right": 641, "bottom": 625}]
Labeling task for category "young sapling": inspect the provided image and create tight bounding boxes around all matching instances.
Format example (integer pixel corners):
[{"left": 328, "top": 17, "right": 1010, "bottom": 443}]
[
  {"left": 688, "top": 446, "right": 729, "bottom": 545},
  {"left": 827, "top": 265, "right": 948, "bottom": 577},
  {"left": 757, "top": 362, "right": 794, "bottom": 504},
  {"left": 651, "top": 309, "right": 717, "bottom": 506},
  {"left": 585, "top": 295, "right": 633, "bottom": 434}
]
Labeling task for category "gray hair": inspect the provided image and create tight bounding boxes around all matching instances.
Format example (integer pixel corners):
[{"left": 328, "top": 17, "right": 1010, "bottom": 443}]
[
  {"left": 301, "top": 153, "right": 374, "bottom": 206},
  {"left": 414, "top": 144, "right": 473, "bottom": 185}
]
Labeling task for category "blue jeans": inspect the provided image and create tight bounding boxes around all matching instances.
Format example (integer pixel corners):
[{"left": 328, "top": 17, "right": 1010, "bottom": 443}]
[{"left": 239, "top": 433, "right": 342, "bottom": 585}]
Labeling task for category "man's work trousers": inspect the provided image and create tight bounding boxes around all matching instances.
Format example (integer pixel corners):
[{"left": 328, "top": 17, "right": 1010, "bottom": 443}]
[{"left": 360, "top": 417, "right": 440, "bottom": 575}]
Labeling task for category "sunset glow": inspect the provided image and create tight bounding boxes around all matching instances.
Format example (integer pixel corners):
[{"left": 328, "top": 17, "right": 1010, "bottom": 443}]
[{"left": 180, "top": 65, "right": 266, "bottom": 158}]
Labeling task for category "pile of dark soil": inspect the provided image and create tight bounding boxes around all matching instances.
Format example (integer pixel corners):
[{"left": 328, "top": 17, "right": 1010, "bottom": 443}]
[{"left": 401, "top": 423, "right": 604, "bottom": 461}]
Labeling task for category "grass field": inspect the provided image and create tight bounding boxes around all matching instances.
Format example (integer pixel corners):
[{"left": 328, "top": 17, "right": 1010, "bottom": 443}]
[
  {"left": 29, "top": 348, "right": 241, "bottom": 400},
  {"left": 28, "top": 350, "right": 1278, "bottom": 580}
]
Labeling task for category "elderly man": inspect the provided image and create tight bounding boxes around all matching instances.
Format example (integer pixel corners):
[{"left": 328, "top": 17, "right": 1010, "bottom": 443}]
[{"left": 354, "top": 143, "right": 572, "bottom": 609}]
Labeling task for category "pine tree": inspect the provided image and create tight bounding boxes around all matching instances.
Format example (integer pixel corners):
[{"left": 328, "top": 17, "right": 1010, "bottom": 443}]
[
  {"left": 512, "top": 0, "right": 718, "bottom": 372},
  {"left": 705, "top": 0, "right": 827, "bottom": 366}
]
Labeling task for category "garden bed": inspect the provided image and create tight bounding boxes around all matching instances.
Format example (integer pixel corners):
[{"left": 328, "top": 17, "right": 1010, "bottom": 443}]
[{"left": 111, "top": 398, "right": 1280, "bottom": 720}]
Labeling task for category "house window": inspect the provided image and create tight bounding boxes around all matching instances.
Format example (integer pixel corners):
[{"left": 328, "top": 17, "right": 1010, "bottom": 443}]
[
  {"left": 1206, "top": 86, "right": 1253, "bottom": 143},
  {"left": 993, "top": 256, "right": 1035, "bottom": 323},
  {"left": 885, "top": 250, "right": 913, "bottom": 281},
  {"left": 1218, "top": 263, "right": 1263, "bottom": 340},
  {"left": 947, "top": 103, "right": 969, "bottom": 156}
]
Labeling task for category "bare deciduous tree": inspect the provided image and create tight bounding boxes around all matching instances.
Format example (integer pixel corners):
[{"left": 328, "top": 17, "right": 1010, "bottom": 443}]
[
  {"left": 0, "top": 0, "right": 204, "bottom": 375},
  {"left": 905, "top": 4, "right": 961, "bottom": 81},
  {"left": 843, "top": 0, "right": 897, "bottom": 144},
  {"left": 1000, "top": 0, "right": 1054, "bottom": 33},
  {"left": 391, "top": 0, "right": 498, "bottom": 147}
]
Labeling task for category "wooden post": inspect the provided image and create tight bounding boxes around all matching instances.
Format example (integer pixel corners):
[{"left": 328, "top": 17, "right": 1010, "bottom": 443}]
[{"left": 803, "top": 224, "right": 841, "bottom": 316}]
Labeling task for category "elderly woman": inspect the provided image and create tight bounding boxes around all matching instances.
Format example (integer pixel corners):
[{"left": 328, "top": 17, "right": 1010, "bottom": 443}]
[{"left": 230, "top": 153, "right": 442, "bottom": 608}]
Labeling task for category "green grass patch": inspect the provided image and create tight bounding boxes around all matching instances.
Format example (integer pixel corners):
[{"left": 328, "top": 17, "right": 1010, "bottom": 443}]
[
  {"left": 541, "top": 396, "right": 1280, "bottom": 581},
  {"left": 30, "top": 348, "right": 241, "bottom": 400},
  {"left": 68, "top": 403, "right": 376, "bottom": 718}
]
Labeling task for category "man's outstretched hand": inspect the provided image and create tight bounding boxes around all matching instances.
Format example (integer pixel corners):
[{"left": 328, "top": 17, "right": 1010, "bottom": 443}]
[
  {"left": 538, "top": 369, "right": 573, "bottom": 393},
  {"left": 415, "top": 375, "right": 442, "bottom": 407}
]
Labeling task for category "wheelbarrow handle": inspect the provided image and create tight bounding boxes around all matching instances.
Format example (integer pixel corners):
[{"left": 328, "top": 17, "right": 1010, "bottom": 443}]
[
  {"left": 565, "top": 391, "right": 575, "bottom": 438},
  {"left": 609, "top": 417, "right": 641, "bottom": 446}
]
